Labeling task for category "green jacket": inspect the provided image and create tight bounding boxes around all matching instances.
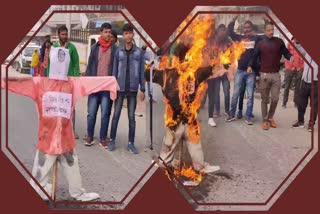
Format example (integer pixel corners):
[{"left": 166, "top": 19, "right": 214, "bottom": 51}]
[{"left": 46, "top": 42, "right": 80, "bottom": 77}]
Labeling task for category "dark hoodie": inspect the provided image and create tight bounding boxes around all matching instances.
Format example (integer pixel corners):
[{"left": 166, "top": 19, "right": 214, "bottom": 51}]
[{"left": 228, "top": 21, "right": 262, "bottom": 72}]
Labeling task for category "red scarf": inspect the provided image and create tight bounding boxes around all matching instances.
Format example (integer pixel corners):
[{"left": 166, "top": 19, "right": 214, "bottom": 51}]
[{"left": 98, "top": 36, "right": 111, "bottom": 52}]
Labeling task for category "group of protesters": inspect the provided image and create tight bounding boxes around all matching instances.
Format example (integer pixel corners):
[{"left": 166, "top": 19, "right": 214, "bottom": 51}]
[
  {"left": 31, "top": 15, "right": 317, "bottom": 165},
  {"left": 33, "top": 23, "right": 146, "bottom": 155},
  {"left": 202, "top": 15, "right": 317, "bottom": 132},
  {"left": 5, "top": 14, "right": 317, "bottom": 202}
]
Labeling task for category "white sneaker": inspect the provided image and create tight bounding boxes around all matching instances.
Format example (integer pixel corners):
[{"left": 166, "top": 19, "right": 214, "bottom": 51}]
[
  {"left": 151, "top": 160, "right": 159, "bottom": 167},
  {"left": 200, "top": 164, "right": 220, "bottom": 174},
  {"left": 75, "top": 192, "right": 100, "bottom": 202},
  {"left": 84, "top": 138, "right": 95, "bottom": 146},
  {"left": 208, "top": 118, "right": 217, "bottom": 127}
]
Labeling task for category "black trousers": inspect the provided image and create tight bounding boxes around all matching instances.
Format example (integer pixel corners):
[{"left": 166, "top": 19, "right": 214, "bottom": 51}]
[
  {"left": 283, "top": 69, "right": 300, "bottom": 105},
  {"left": 297, "top": 80, "right": 318, "bottom": 124}
]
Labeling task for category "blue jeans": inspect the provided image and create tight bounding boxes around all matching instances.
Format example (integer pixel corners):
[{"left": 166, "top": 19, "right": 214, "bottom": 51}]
[
  {"left": 87, "top": 91, "right": 111, "bottom": 140},
  {"left": 230, "top": 70, "right": 255, "bottom": 118},
  {"left": 238, "top": 84, "right": 245, "bottom": 112},
  {"left": 213, "top": 74, "right": 230, "bottom": 114},
  {"left": 110, "top": 93, "right": 137, "bottom": 143},
  {"left": 239, "top": 79, "right": 257, "bottom": 112}
]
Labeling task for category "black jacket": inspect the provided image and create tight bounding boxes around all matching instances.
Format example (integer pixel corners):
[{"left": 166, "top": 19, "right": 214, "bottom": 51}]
[
  {"left": 85, "top": 42, "right": 118, "bottom": 76},
  {"left": 228, "top": 21, "right": 263, "bottom": 74}
]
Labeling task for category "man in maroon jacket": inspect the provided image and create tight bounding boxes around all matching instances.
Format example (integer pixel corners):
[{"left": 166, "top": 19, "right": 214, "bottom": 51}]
[{"left": 248, "top": 22, "right": 292, "bottom": 130}]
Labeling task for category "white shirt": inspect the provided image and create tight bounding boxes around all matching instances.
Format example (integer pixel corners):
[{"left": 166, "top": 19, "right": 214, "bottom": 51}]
[
  {"left": 144, "top": 47, "right": 155, "bottom": 63},
  {"left": 302, "top": 54, "right": 318, "bottom": 83}
]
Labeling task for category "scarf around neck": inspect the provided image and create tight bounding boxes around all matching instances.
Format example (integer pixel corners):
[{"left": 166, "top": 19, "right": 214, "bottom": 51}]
[{"left": 98, "top": 36, "right": 111, "bottom": 52}]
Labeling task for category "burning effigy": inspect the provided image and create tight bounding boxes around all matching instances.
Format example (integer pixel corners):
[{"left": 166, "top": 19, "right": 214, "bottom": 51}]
[{"left": 146, "top": 14, "right": 245, "bottom": 185}]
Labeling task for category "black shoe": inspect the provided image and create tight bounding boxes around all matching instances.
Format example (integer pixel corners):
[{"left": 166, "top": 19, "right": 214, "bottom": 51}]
[
  {"left": 292, "top": 121, "right": 304, "bottom": 128},
  {"left": 108, "top": 140, "right": 116, "bottom": 151},
  {"left": 308, "top": 124, "right": 313, "bottom": 132},
  {"left": 128, "top": 142, "right": 139, "bottom": 154}
]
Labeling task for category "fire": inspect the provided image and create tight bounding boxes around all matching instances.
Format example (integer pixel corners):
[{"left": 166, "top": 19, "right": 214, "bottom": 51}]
[
  {"left": 220, "top": 49, "right": 232, "bottom": 65},
  {"left": 165, "top": 164, "right": 204, "bottom": 183},
  {"left": 159, "top": 15, "right": 245, "bottom": 145},
  {"left": 175, "top": 164, "right": 204, "bottom": 183},
  {"left": 219, "top": 42, "right": 246, "bottom": 67},
  {"left": 158, "top": 14, "right": 246, "bottom": 186},
  {"left": 164, "top": 98, "right": 178, "bottom": 128},
  {"left": 159, "top": 15, "right": 214, "bottom": 144}
]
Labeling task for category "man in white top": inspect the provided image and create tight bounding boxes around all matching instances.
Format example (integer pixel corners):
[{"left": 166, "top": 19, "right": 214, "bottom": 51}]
[
  {"left": 142, "top": 41, "right": 158, "bottom": 103},
  {"left": 292, "top": 54, "right": 318, "bottom": 132}
]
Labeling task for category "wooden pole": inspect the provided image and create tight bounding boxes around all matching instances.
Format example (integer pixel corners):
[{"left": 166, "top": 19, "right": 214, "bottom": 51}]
[
  {"left": 179, "top": 140, "right": 184, "bottom": 172},
  {"left": 51, "top": 160, "right": 58, "bottom": 201}
]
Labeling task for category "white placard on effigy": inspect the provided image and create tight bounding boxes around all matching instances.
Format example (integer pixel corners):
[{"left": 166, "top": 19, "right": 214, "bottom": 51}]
[{"left": 42, "top": 92, "right": 72, "bottom": 119}]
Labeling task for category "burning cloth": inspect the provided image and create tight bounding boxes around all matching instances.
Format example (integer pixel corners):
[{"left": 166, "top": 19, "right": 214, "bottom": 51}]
[
  {"left": 146, "top": 15, "right": 244, "bottom": 174},
  {"left": 146, "top": 60, "right": 223, "bottom": 173}
]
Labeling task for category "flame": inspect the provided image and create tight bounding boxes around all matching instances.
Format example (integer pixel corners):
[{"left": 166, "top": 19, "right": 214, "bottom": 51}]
[
  {"left": 159, "top": 15, "right": 245, "bottom": 145},
  {"left": 177, "top": 165, "right": 203, "bottom": 183},
  {"left": 164, "top": 98, "right": 178, "bottom": 128},
  {"left": 159, "top": 15, "right": 214, "bottom": 143},
  {"left": 164, "top": 169, "right": 172, "bottom": 181},
  {"left": 159, "top": 15, "right": 246, "bottom": 185},
  {"left": 220, "top": 49, "right": 232, "bottom": 65},
  {"left": 219, "top": 42, "right": 246, "bottom": 67},
  {"left": 165, "top": 164, "right": 204, "bottom": 183}
]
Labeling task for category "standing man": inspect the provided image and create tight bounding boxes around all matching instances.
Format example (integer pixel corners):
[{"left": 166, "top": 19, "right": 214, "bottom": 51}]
[
  {"left": 282, "top": 37, "right": 305, "bottom": 108},
  {"left": 109, "top": 23, "right": 146, "bottom": 154},
  {"left": 292, "top": 54, "right": 318, "bottom": 131},
  {"left": 84, "top": 23, "right": 118, "bottom": 148},
  {"left": 142, "top": 40, "right": 157, "bottom": 103},
  {"left": 248, "top": 22, "right": 292, "bottom": 130},
  {"left": 206, "top": 24, "right": 233, "bottom": 127},
  {"left": 41, "top": 40, "right": 52, "bottom": 76},
  {"left": 237, "top": 24, "right": 260, "bottom": 120},
  {"left": 111, "top": 30, "right": 118, "bottom": 45},
  {"left": 226, "top": 16, "right": 262, "bottom": 125},
  {"left": 47, "top": 26, "right": 80, "bottom": 139},
  {"left": 40, "top": 35, "right": 51, "bottom": 63}
]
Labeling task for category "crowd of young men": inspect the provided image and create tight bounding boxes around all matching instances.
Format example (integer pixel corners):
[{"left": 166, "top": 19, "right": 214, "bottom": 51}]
[{"left": 204, "top": 16, "right": 317, "bottom": 132}]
